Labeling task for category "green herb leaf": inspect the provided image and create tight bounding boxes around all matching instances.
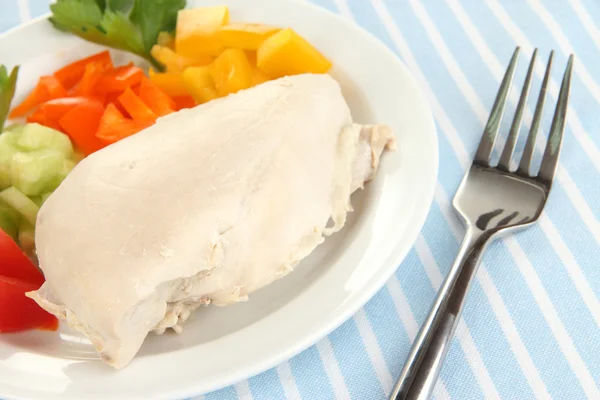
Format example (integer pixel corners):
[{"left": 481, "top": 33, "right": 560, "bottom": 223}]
[
  {"left": 0, "top": 65, "right": 20, "bottom": 132},
  {"left": 130, "top": 0, "right": 186, "bottom": 53},
  {"left": 49, "top": 0, "right": 186, "bottom": 70}
]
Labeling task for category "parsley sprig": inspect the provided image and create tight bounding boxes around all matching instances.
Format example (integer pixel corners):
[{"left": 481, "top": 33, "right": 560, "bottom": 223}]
[{"left": 50, "top": 0, "right": 186, "bottom": 70}]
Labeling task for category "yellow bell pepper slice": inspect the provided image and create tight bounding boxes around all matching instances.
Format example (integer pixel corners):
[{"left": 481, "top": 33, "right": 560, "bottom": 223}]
[
  {"left": 257, "top": 28, "right": 332, "bottom": 78},
  {"left": 210, "top": 49, "right": 253, "bottom": 96},
  {"left": 151, "top": 45, "right": 212, "bottom": 73},
  {"left": 176, "top": 6, "right": 230, "bottom": 58},
  {"left": 157, "top": 32, "right": 175, "bottom": 49},
  {"left": 217, "top": 23, "right": 280, "bottom": 50},
  {"left": 182, "top": 67, "right": 218, "bottom": 104},
  {"left": 148, "top": 68, "right": 189, "bottom": 97}
]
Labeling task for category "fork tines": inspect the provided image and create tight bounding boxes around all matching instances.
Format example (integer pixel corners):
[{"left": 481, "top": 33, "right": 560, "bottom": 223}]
[{"left": 474, "top": 47, "right": 574, "bottom": 184}]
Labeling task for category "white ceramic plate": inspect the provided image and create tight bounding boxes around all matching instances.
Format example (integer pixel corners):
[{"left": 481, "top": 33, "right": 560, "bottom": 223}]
[{"left": 0, "top": 0, "right": 437, "bottom": 398}]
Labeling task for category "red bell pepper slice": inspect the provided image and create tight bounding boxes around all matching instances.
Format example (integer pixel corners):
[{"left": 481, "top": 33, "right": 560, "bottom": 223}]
[
  {"left": 138, "top": 77, "right": 175, "bottom": 117},
  {"left": 118, "top": 87, "right": 157, "bottom": 124},
  {"left": 0, "top": 229, "right": 44, "bottom": 286},
  {"left": 53, "top": 50, "right": 113, "bottom": 90},
  {"left": 96, "top": 63, "right": 144, "bottom": 94},
  {"left": 0, "top": 275, "right": 58, "bottom": 333},
  {"left": 59, "top": 99, "right": 106, "bottom": 155}
]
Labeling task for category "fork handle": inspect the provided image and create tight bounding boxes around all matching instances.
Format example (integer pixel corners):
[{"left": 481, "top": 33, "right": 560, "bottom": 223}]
[{"left": 389, "top": 228, "right": 491, "bottom": 400}]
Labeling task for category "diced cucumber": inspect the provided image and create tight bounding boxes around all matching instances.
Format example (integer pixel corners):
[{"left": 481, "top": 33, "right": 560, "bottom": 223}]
[
  {"left": 0, "top": 135, "right": 21, "bottom": 189},
  {"left": 46, "top": 157, "right": 77, "bottom": 192},
  {"left": 0, "top": 128, "right": 23, "bottom": 149},
  {"left": 3, "top": 123, "right": 25, "bottom": 134},
  {"left": 29, "top": 195, "right": 43, "bottom": 207},
  {"left": 18, "top": 123, "right": 73, "bottom": 157},
  {"left": 0, "top": 186, "right": 39, "bottom": 225},
  {"left": 40, "top": 191, "right": 53, "bottom": 205},
  {"left": 11, "top": 149, "right": 64, "bottom": 196},
  {"left": 0, "top": 199, "right": 20, "bottom": 240},
  {"left": 18, "top": 221, "right": 36, "bottom": 258}
]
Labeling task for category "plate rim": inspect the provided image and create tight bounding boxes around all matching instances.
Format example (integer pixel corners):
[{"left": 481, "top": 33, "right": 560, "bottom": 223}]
[{"left": 0, "top": 1, "right": 439, "bottom": 398}]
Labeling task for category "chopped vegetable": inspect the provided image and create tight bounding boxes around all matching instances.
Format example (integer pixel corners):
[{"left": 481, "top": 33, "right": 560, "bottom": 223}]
[
  {"left": 0, "top": 228, "right": 42, "bottom": 285},
  {"left": 0, "top": 275, "right": 58, "bottom": 332},
  {"left": 149, "top": 68, "right": 189, "bottom": 97},
  {"left": 54, "top": 50, "right": 113, "bottom": 89},
  {"left": 38, "top": 97, "right": 95, "bottom": 129},
  {"left": 210, "top": 49, "right": 253, "bottom": 96},
  {"left": 151, "top": 45, "right": 212, "bottom": 72},
  {"left": 217, "top": 23, "right": 280, "bottom": 50},
  {"left": 0, "top": 186, "right": 39, "bottom": 226},
  {"left": 257, "top": 28, "right": 332, "bottom": 78},
  {"left": 75, "top": 61, "right": 112, "bottom": 95},
  {"left": 118, "top": 87, "right": 157, "bottom": 123},
  {"left": 49, "top": 0, "right": 186, "bottom": 70},
  {"left": 138, "top": 77, "right": 175, "bottom": 116},
  {"left": 11, "top": 150, "right": 65, "bottom": 196},
  {"left": 96, "top": 103, "right": 145, "bottom": 143},
  {"left": 18, "top": 123, "right": 73, "bottom": 157},
  {"left": 157, "top": 31, "right": 175, "bottom": 49},
  {"left": 172, "top": 95, "right": 196, "bottom": 110},
  {"left": 59, "top": 100, "right": 106, "bottom": 155},
  {"left": 0, "top": 200, "right": 20, "bottom": 240},
  {"left": 176, "top": 6, "right": 230, "bottom": 57},
  {"left": 183, "top": 67, "right": 218, "bottom": 104},
  {"left": 96, "top": 63, "right": 145, "bottom": 94},
  {"left": 0, "top": 65, "right": 19, "bottom": 132}
]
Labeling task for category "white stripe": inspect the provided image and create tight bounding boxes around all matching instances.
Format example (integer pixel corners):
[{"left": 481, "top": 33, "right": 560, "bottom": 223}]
[
  {"left": 477, "top": 268, "right": 552, "bottom": 399},
  {"left": 539, "top": 213, "right": 600, "bottom": 329},
  {"left": 315, "top": 339, "right": 352, "bottom": 400},
  {"left": 483, "top": 0, "right": 600, "bottom": 174},
  {"left": 414, "top": 235, "right": 444, "bottom": 288},
  {"left": 526, "top": 0, "right": 600, "bottom": 108},
  {"left": 408, "top": 0, "right": 488, "bottom": 124},
  {"left": 436, "top": 184, "right": 552, "bottom": 399},
  {"left": 234, "top": 380, "right": 253, "bottom": 400},
  {"left": 504, "top": 237, "right": 600, "bottom": 399},
  {"left": 567, "top": 0, "right": 600, "bottom": 53},
  {"left": 17, "top": 0, "right": 31, "bottom": 22},
  {"left": 276, "top": 362, "right": 302, "bottom": 400},
  {"left": 353, "top": 310, "right": 394, "bottom": 396},
  {"left": 445, "top": 0, "right": 600, "bottom": 248},
  {"left": 444, "top": 0, "right": 600, "bottom": 328},
  {"left": 385, "top": 278, "right": 452, "bottom": 400},
  {"left": 371, "top": 2, "right": 501, "bottom": 398}
]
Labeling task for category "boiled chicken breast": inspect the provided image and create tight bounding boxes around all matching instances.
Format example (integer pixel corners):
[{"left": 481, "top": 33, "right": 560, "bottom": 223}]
[{"left": 28, "top": 74, "right": 395, "bottom": 369}]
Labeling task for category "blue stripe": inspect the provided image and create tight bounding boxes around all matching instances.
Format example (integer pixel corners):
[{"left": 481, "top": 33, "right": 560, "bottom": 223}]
[
  {"left": 248, "top": 368, "right": 287, "bottom": 400},
  {"left": 362, "top": 285, "right": 412, "bottom": 379},
  {"left": 288, "top": 345, "right": 337, "bottom": 400},
  {"left": 327, "top": 318, "right": 386, "bottom": 399},
  {"left": 203, "top": 385, "right": 239, "bottom": 400}
]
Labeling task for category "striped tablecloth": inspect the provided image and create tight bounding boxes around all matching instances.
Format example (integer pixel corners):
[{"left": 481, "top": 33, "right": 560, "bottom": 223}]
[{"left": 3, "top": 1, "right": 600, "bottom": 399}]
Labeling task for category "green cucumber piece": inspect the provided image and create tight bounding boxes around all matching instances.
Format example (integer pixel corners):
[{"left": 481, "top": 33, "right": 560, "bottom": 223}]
[
  {"left": 0, "top": 199, "right": 20, "bottom": 240},
  {"left": 18, "top": 123, "right": 73, "bottom": 157},
  {"left": 11, "top": 149, "right": 64, "bottom": 196},
  {"left": 18, "top": 221, "right": 36, "bottom": 257},
  {"left": 0, "top": 186, "right": 39, "bottom": 225}
]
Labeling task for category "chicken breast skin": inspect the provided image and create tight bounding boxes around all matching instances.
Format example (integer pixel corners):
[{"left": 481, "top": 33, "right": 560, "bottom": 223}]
[{"left": 28, "top": 74, "right": 395, "bottom": 368}]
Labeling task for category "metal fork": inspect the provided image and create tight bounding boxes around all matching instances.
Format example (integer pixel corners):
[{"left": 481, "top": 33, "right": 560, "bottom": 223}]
[{"left": 389, "top": 47, "right": 574, "bottom": 400}]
